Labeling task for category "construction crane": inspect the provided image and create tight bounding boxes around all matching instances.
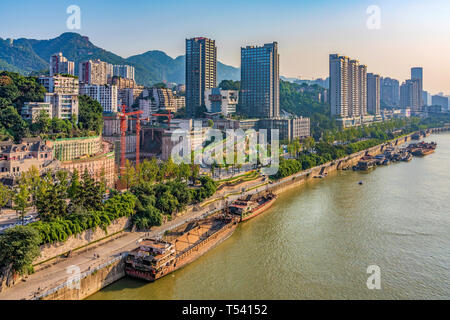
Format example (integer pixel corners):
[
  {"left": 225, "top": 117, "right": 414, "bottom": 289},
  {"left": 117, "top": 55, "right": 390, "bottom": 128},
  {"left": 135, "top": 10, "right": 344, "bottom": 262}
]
[
  {"left": 151, "top": 110, "right": 174, "bottom": 127},
  {"left": 103, "top": 105, "right": 145, "bottom": 177}
]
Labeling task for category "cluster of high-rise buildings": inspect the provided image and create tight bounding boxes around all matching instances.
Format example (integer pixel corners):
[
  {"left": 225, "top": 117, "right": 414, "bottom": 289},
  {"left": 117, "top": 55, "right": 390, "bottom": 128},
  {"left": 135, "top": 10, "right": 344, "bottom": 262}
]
[
  {"left": 329, "top": 54, "right": 449, "bottom": 127},
  {"left": 329, "top": 54, "right": 381, "bottom": 127},
  {"left": 184, "top": 37, "right": 309, "bottom": 141}
]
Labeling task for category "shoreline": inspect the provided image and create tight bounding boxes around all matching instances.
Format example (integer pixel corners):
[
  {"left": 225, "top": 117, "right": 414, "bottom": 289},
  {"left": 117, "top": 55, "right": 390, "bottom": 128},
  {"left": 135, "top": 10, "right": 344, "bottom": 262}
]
[{"left": 3, "top": 128, "right": 447, "bottom": 300}]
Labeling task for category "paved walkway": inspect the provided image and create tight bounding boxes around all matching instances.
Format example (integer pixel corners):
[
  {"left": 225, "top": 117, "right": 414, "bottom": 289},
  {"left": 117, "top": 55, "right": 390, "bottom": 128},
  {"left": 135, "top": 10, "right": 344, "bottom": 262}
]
[{"left": 0, "top": 177, "right": 267, "bottom": 300}]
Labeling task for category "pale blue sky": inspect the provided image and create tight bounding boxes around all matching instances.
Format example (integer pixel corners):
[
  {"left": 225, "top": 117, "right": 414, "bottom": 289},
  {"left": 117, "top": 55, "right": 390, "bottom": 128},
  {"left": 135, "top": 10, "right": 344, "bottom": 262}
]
[{"left": 1, "top": 0, "right": 449, "bottom": 93}]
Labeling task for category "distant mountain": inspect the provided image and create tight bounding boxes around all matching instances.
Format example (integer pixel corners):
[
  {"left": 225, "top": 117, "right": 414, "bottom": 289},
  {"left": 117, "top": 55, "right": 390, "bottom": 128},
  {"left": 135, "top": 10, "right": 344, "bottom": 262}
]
[{"left": 0, "top": 32, "right": 240, "bottom": 86}]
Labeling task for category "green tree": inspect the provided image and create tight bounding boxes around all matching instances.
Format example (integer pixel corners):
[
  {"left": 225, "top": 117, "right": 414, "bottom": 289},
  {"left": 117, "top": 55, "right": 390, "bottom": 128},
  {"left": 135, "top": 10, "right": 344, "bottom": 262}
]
[
  {"left": 13, "top": 178, "right": 31, "bottom": 225},
  {"left": 0, "top": 226, "right": 41, "bottom": 276},
  {"left": 0, "top": 182, "right": 11, "bottom": 213},
  {"left": 78, "top": 95, "right": 103, "bottom": 135}
]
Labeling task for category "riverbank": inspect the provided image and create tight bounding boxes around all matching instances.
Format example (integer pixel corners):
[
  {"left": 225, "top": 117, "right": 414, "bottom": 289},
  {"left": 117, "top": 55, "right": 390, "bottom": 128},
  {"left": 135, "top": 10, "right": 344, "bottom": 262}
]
[
  {"left": 0, "top": 129, "right": 442, "bottom": 300},
  {"left": 91, "top": 131, "right": 450, "bottom": 300}
]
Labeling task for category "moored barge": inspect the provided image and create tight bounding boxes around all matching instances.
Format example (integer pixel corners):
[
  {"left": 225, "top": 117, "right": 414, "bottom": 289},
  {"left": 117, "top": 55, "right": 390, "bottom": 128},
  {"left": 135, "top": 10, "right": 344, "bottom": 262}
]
[
  {"left": 125, "top": 213, "right": 239, "bottom": 282},
  {"left": 228, "top": 192, "right": 277, "bottom": 222}
]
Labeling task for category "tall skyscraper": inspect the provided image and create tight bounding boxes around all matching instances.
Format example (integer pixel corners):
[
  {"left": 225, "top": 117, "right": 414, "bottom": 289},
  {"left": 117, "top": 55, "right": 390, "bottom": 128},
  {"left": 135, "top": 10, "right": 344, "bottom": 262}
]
[
  {"left": 49, "top": 52, "right": 75, "bottom": 76},
  {"left": 411, "top": 67, "right": 424, "bottom": 108},
  {"left": 348, "top": 60, "right": 360, "bottom": 117},
  {"left": 400, "top": 79, "right": 420, "bottom": 110},
  {"left": 380, "top": 77, "right": 400, "bottom": 108},
  {"left": 367, "top": 73, "right": 381, "bottom": 115},
  {"left": 358, "top": 65, "right": 368, "bottom": 116},
  {"left": 241, "top": 42, "right": 280, "bottom": 118},
  {"left": 185, "top": 37, "right": 217, "bottom": 118},
  {"left": 329, "top": 54, "right": 349, "bottom": 117}
]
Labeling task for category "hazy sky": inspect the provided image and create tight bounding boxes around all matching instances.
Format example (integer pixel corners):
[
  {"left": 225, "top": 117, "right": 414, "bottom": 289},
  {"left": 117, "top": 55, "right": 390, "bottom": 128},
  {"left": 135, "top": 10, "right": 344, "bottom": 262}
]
[{"left": 1, "top": 0, "right": 449, "bottom": 94}]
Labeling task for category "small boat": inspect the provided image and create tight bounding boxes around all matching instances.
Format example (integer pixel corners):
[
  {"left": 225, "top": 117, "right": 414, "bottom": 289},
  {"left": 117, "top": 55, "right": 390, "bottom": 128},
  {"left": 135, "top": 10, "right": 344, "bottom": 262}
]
[{"left": 358, "top": 181, "right": 363, "bottom": 185}]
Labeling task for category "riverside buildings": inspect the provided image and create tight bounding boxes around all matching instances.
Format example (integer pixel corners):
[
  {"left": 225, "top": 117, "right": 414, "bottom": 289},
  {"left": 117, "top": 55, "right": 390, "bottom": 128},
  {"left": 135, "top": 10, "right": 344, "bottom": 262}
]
[
  {"left": 241, "top": 42, "right": 280, "bottom": 118},
  {"left": 329, "top": 54, "right": 381, "bottom": 127},
  {"left": 411, "top": 67, "right": 424, "bottom": 109},
  {"left": 400, "top": 79, "right": 421, "bottom": 111},
  {"left": 431, "top": 95, "right": 449, "bottom": 111},
  {"left": 185, "top": 37, "right": 217, "bottom": 118},
  {"left": 367, "top": 73, "right": 381, "bottom": 115},
  {"left": 381, "top": 77, "right": 400, "bottom": 108}
]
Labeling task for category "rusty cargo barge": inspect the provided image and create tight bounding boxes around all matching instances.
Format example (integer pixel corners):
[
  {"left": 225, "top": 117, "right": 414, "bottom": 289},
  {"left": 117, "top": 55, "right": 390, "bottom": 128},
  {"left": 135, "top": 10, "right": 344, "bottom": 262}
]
[
  {"left": 125, "top": 213, "right": 239, "bottom": 282},
  {"left": 228, "top": 192, "right": 277, "bottom": 222}
]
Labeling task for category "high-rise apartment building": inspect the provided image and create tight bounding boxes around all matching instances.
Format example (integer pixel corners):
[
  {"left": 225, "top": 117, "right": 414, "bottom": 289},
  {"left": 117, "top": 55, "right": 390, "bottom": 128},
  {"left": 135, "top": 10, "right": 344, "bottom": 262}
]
[
  {"left": 358, "top": 65, "right": 368, "bottom": 116},
  {"left": 400, "top": 80, "right": 420, "bottom": 111},
  {"left": 37, "top": 75, "right": 79, "bottom": 121},
  {"left": 38, "top": 75, "right": 79, "bottom": 95},
  {"left": 411, "top": 67, "right": 424, "bottom": 108},
  {"left": 367, "top": 73, "right": 381, "bottom": 115},
  {"left": 185, "top": 37, "right": 217, "bottom": 118},
  {"left": 329, "top": 54, "right": 349, "bottom": 117},
  {"left": 79, "top": 84, "right": 118, "bottom": 113},
  {"left": 241, "top": 42, "right": 280, "bottom": 118},
  {"left": 380, "top": 77, "right": 400, "bottom": 108},
  {"left": 79, "top": 59, "right": 113, "bottom": 85},
  {"left": 49, "top": 52, "right": 75, "bottom": 76},
  {"left": 329, "top": 54, "right": 368, "bottom": 118},
  {"left": 113, "top": 65, "right": 135, "bottom": 81}
]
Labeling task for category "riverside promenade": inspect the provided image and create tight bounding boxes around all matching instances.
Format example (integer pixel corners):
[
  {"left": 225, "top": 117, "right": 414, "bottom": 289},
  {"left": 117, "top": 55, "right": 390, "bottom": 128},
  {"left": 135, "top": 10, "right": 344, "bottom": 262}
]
[{"left": 0, "top": 177, "right": 266, "bottom": 300}]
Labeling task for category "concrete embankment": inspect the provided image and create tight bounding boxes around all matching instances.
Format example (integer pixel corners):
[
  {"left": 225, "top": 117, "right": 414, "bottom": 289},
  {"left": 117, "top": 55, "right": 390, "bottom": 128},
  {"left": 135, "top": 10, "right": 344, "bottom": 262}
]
[
  {"left": 23, "top": 131, "right": 425, "bottom": 300},
  {"left": 38, "top": 255, "right": 126, "bottom": 300}
]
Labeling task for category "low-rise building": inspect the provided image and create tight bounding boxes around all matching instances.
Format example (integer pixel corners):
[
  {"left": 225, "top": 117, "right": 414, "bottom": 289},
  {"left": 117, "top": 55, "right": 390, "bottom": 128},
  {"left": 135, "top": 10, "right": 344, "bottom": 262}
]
[
  {"left": 205, "top": 88, "right": 238, "bottom": 117},
  {"left": 0, "top": 138, "right": 57, "bottom": 178},
  {"left": 21, "top": 102, "right": 53, "bottom": 121},
  {"left": 45, "top": 136, "right": 103, "bottom": 162}
]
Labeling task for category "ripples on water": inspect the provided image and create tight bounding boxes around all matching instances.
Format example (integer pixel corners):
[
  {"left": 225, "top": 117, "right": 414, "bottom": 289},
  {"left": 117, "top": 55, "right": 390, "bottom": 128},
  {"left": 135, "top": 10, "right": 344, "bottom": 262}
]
[{"left": 90, "top": 133, "right": 450, "bottom": 300}]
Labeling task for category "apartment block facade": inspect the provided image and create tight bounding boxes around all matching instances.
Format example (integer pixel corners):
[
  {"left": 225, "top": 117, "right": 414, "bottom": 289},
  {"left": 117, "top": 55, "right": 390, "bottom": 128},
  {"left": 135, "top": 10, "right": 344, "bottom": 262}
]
[
  {"left": 367, "top": 73, "right": 381, "bottom": 115},
  {"left": 79, "top": 84, "right": 118, "bottom": 113},
  {"left": 241, "top": 42, "right": 280, "bottom": 118},
  {"left": 79, "top": 59, "right": 113, "bottom": 85},
  {"left": 49, "top": 52, "right": 75, "bottom": 76},
  {"left": 185, "top": 37, "right": 217, "bottom": 118}
]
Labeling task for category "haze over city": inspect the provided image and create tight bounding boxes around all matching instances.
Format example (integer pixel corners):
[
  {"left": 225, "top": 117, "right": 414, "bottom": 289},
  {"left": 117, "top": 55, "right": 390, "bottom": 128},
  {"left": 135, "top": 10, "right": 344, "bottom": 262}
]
[{"left": 1, "top": 0, "right": 449, "bottom": 94}]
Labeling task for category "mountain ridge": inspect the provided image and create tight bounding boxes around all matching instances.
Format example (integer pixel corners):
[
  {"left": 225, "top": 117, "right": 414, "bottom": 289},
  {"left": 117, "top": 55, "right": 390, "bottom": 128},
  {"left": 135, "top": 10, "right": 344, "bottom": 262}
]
[{"left": 0, "top": 32, "right": 240, "bottom": 86}]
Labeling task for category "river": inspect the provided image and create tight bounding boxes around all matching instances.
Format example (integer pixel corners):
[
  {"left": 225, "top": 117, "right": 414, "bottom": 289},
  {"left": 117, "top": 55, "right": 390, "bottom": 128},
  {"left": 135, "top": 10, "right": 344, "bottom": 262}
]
[{"left": 89, "top": 133, "right": 450, "bottom": 300}]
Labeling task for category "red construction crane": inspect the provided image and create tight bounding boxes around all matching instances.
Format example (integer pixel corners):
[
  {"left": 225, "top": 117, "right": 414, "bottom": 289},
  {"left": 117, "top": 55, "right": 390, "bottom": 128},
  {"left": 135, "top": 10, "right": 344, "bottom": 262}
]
[
  {"left": 103, "top": 105, "right": 145, "bottom": 177},
  {"left": 151, "top": 110, "right": 174, "bottom": 127}
]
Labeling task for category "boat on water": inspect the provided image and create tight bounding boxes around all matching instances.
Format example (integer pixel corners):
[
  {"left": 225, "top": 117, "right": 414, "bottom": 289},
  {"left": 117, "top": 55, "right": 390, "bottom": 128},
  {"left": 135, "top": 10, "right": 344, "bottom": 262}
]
[
  {"left": 125, "top": 213, "right": 239, "bottom": 282},
  {"left": 228, "top": 192, "right": 277, "bottom": 222}
]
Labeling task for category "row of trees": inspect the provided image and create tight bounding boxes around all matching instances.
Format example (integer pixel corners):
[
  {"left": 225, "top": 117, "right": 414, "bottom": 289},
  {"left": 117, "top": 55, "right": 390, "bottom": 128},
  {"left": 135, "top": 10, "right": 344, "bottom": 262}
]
[
  {"left": 121, "top": 158, "right": 201, "bottom": 189},
  {"left": 273, "top": 116, "right": 450, "bottom": 180}
]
